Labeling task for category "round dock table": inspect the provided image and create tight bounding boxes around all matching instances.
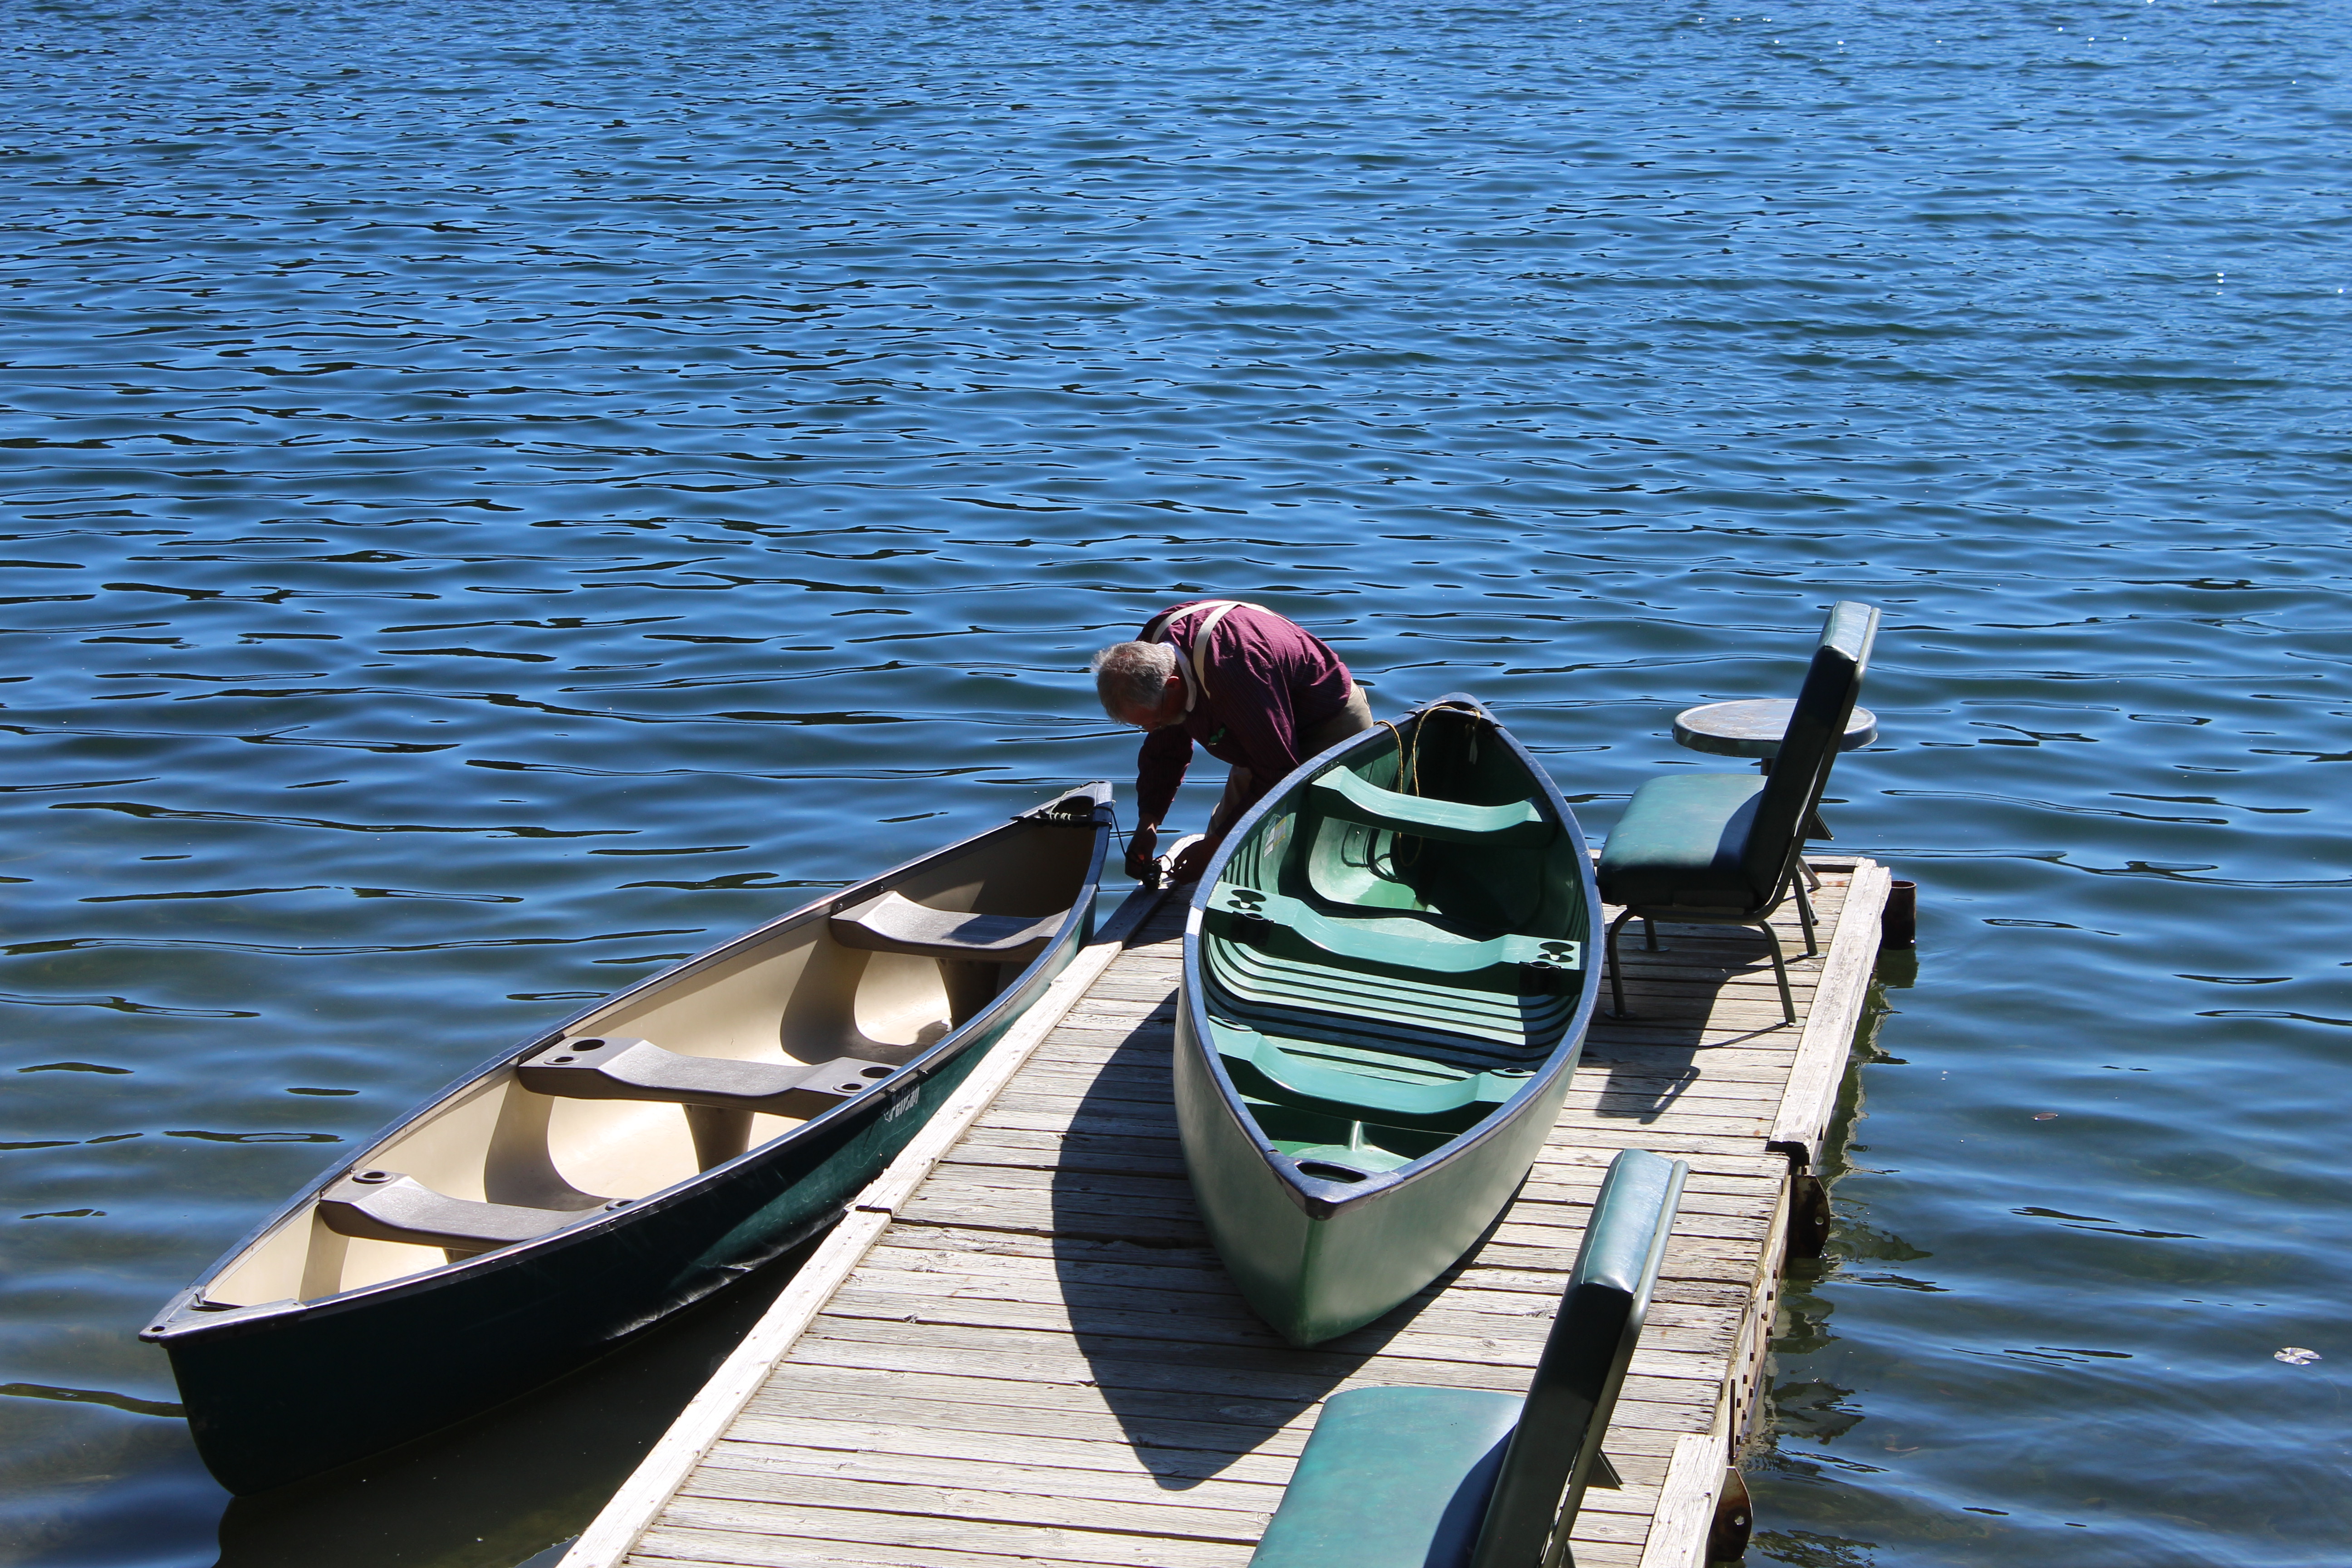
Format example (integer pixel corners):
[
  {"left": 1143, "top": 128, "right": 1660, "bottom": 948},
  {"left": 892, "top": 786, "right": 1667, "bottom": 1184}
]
[{"left": 1671, "top": 698, "right": 1877, "bottom": 763}]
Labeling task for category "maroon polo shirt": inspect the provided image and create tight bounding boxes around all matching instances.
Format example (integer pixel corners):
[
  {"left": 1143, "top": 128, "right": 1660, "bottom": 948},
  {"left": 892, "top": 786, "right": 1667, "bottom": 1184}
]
[{"left": 1132, "top": 602, "right": 1354, "bottom": 827}]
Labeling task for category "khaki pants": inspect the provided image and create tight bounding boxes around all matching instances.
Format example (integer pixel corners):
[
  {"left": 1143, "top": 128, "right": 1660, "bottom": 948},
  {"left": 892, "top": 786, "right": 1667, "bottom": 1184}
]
[{"left": 1206, "top": 684, "right": 1377, "bottom": 839}]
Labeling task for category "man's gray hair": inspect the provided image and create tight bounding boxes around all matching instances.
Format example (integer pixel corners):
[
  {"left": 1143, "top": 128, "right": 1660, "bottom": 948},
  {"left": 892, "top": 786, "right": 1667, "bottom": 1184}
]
[{"left": 1089, "top": 640, "right": 1176, "bottom": 716}]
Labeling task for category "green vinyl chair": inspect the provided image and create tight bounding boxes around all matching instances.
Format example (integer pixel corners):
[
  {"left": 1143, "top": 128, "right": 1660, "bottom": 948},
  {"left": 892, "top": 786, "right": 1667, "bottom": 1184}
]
[
  {"left": 1246, "top": 1148, "right": 1688, "bottom": 1568},
  {"left": 1596, "top": 602, "right": 1879, "bottom": 1024}
]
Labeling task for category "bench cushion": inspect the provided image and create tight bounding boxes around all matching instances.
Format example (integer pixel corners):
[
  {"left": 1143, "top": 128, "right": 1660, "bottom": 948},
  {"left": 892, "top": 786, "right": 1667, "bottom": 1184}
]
[
  {"left": 829, "top": 891, "right": 1061, "bottom": 964},
  {"left": 1249, "top": 1386, "right": 1521, "bottom": 1568},
  {"left": 1595, "top": 772, "right": 1767, "bottom": 911}
]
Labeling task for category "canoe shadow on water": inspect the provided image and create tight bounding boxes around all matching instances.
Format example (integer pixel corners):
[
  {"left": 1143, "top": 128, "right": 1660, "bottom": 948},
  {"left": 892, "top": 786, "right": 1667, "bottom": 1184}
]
[{"left": 1046, "top": 990, "right": 1507, "bottom": 1494}]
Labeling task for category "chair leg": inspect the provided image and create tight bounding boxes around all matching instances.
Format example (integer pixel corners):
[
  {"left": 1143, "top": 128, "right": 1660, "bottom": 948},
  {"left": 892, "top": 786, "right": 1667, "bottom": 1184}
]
[
  {"left": 1792, "top": 875, "right": 1818, "bottom": 956},
  {"left": 1753, "top": 922, "right": 1795, "bottom": 1024},
  {"left": 1643, "top": 917, "right": 1659, "bottom": 951},
  {"left": 1798, "top": 857, "right": 1821, "bottom": 892},
  {"left": 1606, "top": 909, "right": 1637, "bottom": 1019}
]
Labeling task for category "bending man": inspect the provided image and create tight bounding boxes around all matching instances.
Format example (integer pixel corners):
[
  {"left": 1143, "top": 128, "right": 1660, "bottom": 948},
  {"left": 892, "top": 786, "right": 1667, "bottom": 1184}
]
[{"left": 1091, "top": 599, "right": 1373, "bottom": 883}]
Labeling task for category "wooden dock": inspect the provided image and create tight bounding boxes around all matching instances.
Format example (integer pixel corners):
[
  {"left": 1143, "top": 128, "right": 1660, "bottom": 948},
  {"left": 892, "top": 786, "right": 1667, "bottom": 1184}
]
[{"left": 564, "top": 856, "right": 1891, "bottom": 1568}]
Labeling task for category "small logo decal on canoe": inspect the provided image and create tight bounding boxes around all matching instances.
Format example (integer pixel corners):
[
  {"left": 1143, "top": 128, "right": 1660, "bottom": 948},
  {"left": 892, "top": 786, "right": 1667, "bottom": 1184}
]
[{"left": 883, "top": 1088, "right": 919, "bottom": 1123}]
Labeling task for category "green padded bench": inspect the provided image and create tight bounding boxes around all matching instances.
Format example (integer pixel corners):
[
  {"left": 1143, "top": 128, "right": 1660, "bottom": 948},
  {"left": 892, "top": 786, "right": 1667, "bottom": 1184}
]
[{"left": 1246, "top": 1148, "right": 1690, "bottom": 1568}]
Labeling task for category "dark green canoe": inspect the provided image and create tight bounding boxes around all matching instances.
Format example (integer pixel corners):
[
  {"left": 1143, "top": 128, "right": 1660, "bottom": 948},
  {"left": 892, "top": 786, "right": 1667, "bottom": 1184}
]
[{"left": 1176, "top": 696, "right": 1602, "bottom": 1348}]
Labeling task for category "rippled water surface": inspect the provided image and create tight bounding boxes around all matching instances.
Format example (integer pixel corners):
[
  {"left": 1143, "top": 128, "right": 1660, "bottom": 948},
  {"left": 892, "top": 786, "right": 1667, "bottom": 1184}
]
[{"left": 4, "top": 0, "right": 2348, "bottom": 1563}]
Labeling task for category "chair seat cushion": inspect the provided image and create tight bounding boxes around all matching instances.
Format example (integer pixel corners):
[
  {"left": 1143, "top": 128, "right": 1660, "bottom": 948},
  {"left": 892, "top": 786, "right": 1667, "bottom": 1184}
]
[
  {"left": 1597, "top": 772, "right": 1767, "bottom": 911},
  {"left": 1249, "top": 1386, "right": 1522, "bottom": 1568}
]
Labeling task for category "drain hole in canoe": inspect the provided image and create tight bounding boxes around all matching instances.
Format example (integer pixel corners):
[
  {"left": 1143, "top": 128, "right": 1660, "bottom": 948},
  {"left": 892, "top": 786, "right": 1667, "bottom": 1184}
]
[{"left": 1294, "top": 1160, "right": 1369, "bottom": 1184}]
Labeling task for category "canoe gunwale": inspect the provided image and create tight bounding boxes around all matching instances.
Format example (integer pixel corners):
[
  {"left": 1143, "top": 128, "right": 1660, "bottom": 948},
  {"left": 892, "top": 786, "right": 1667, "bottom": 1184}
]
[
  {"left": 1179, "top": 696, "right": 1602, "bottom": 1224},
  {"left": 143, "top": 783, "right": 1114, "bottom": 1348}
]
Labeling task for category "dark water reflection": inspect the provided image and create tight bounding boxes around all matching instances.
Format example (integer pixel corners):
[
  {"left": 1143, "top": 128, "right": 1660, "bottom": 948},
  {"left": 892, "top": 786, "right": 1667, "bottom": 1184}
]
[{"left": 3, "top": 0, "right": 2348, "bottom": 1562}]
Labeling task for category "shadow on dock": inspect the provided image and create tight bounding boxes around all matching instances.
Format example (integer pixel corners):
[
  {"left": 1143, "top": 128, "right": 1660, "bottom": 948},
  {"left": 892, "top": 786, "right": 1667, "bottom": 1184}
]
[
  {"left": 1045, "top": 1000, "right": 1501, "bottom": 1490},
  {"left": 1588, "top": 921, "right": 1805, "bottom": 1123}
]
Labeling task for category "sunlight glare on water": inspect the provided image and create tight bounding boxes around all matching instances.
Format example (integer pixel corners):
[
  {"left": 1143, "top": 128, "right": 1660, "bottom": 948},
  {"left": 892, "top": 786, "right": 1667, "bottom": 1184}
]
[{"left": 1, "top": 0, "right": 2347, "bottom": 1563}]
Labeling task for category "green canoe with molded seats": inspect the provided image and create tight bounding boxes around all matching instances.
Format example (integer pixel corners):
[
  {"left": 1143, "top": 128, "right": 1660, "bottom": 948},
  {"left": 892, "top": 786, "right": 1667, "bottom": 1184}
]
[{"left": 1176, "top": 696, "right": 1602, "bottom": 1348}]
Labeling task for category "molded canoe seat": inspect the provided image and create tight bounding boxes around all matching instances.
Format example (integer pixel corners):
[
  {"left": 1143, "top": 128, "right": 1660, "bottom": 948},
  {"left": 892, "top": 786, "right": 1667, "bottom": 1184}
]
[
  {"left": 1205, "top": 887, "right": 1580, "bottom": 994},
  {"left": 1594, "top": 772, "right": 1768, "bottom": 911},
  {"left": 828, "top": 890, "right": 1060, "bottom": 964},
  {"left": 516, "top": 1035, "right": 897, "bottom": 1119},
  {"left": 1309, "top": 771, "right": 1554, "bottom": 846},
  {"left": 317, "top": 1171, "right": 581, "bottom": 1256},
  {"left": 1248, "top": 1149, "right": 1687, "bottom": 1568},
  {"left": 1220, "top": 1028, "right": 1521, "bottom": 1132}
]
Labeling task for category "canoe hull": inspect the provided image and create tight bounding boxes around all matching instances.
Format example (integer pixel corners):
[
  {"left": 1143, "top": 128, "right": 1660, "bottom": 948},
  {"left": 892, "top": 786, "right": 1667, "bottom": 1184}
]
[
  {"left": 1175, "top": 697, "right": 1600, "bottom": 1347},
  {"left": 162, "top": 1034, "right": 988, "bottom": 1494},
  {"left": 147, "top": 788, "right": 1109, "bottom": 1494}
]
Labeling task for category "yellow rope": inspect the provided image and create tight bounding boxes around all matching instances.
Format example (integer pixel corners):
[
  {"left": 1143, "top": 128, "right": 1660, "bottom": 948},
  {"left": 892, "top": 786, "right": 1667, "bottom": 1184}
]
[{"left": 1369, "top": 718, "right": 1426, "bottom": 870}]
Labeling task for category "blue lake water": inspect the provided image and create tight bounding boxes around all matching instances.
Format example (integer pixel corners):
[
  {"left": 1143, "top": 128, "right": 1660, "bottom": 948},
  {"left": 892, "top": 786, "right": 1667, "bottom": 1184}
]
[{"left": 3, "top": 0, "right": 2348, "bottom": 1562}]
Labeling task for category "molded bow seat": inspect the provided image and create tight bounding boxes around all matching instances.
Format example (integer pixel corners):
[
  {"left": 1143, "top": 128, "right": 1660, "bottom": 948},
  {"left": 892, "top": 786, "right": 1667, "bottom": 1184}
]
[
  {"left": 1246, "top": 1149, "right": 1688, "bottom": 1568},
  {"left": 317, "top": 1172, "right": 583, "bottom": 1258},
  {"left": 1308, "top": 771, "right": 1556, "bottom": 846},
  {"left": 828, "top": 891, "right": 1061, "bottom": 963},
  {"left": 1596, "top": 601, "right": 1879, "bottom": 1024}
]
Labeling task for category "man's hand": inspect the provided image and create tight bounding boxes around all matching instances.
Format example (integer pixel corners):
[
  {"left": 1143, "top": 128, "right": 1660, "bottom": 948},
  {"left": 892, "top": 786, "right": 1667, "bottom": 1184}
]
[
  {"left": 1166, "top": 834, "right": 1217, "bottom": 885},
  {"left": 1123, "top": 823, "right": 1160, "bottom": 882}
]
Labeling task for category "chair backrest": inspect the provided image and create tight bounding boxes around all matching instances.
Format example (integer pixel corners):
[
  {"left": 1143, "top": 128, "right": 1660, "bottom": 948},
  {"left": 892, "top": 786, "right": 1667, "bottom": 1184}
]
[
  {"left": 1737, "top": 601, "right": 1878, "bottom": 906},
  {"left": 1466, "top": 1148, "right": 1689, "bottom": 1568}
]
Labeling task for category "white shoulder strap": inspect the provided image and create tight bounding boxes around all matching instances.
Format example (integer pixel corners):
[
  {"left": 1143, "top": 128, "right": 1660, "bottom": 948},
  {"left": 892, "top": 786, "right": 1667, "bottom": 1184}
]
[{"left": 1147, "top": 600, "right": 1266, "bottom": 706}]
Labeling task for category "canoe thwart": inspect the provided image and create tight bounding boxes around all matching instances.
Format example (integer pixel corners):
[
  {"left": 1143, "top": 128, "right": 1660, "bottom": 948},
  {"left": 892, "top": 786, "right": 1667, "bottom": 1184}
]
[
  {"left": 829, "top": 890, "right": 1062, "bottom": 963},
  {"left": 317, "top": 1171, "right": 588, "bottom": 1258},
  {"left": 518, "top": 1035, "right": 898, "bottom": 1123}
]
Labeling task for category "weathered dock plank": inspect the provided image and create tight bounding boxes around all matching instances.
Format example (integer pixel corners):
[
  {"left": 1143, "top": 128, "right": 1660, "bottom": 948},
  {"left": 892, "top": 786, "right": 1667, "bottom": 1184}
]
[{"left": 566, "top": 859, "right": 1889, "bottom": 1568}]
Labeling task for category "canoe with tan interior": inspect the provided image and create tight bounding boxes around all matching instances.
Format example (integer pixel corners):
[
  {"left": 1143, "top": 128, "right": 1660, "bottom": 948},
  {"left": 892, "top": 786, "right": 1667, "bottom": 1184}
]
[{"left": 142, "top": 783, "right": 1114, "bottom": 1494}]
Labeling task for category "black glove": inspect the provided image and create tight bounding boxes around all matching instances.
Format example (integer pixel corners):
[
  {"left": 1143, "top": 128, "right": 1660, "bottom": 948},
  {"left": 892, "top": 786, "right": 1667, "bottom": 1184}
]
[{"left": 1124, "top": 823, "right": 1160, "bottom": 882}]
